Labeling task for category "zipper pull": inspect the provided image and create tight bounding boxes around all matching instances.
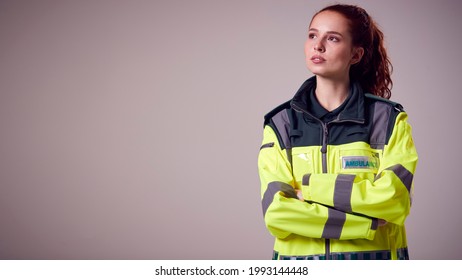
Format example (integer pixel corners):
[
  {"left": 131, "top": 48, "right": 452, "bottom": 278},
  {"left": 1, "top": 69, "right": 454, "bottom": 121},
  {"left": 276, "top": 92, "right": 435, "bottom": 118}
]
[{"left": 320, "top": 124, "right": 328, "bottom": 153}]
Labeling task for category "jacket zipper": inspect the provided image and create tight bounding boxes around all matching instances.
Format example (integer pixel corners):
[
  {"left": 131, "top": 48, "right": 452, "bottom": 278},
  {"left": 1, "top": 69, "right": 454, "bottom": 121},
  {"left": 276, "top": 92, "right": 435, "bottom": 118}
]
[
  {"left": 292, "top": 103, "right": 332, "bottom": 259},
  {"left": 292, "top": 102, "right": 364, "bottom": 260},
  {"left": 321, "top": 122, "right": 330, "bottom": 259},
  {"left": 320, "top": 123, "right": 329, "bottom": 173}
]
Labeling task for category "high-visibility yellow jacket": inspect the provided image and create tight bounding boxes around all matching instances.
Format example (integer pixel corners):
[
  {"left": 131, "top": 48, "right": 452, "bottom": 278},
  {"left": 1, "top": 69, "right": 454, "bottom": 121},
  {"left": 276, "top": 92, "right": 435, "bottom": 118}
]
[{"left": 258, "top": 77, "right": 418, "bottom": 260}]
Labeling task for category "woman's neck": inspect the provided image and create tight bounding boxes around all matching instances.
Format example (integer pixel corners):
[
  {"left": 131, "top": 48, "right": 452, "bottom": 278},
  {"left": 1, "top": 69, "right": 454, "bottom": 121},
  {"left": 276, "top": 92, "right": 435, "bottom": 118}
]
[{"left": 315, "top": 76, "right": 350, "bottom": 112}]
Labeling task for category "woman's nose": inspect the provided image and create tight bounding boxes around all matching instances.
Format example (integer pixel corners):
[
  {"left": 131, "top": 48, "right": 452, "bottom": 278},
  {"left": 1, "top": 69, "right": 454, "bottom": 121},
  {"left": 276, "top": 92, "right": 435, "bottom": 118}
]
[{"left": 314, "top": 42, "right": 325, "bottom": 52}]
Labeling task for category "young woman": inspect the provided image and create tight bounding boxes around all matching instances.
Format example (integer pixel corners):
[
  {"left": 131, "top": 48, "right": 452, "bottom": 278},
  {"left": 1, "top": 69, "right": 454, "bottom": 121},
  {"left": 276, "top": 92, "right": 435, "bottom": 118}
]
[{"left": 258, "top": 4, "right": 418, "bottom": 260}]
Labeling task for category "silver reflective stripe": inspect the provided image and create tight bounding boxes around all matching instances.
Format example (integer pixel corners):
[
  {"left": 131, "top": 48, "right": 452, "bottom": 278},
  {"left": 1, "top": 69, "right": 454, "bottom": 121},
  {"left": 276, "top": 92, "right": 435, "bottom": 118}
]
[
  {"left": 371, "top": 218, "right": 378, "bottom": 230},
  {"left": 333, "top": 174, "right": 355, "bottom": 213},
  {"left": 271, "top": 110, "right": 292, "bottom": 149},
  {"left": 321, "top": 208, "right": 345, "bottom": 239},
  {"left": 302, "top": 174, "right": 311, "bottom": 185},
  {"left": 286, "top": 148, "right": 292, "bottom": 172},
  {"left": 262, "top": 181, "right": 297, "bottom": 216},
  {"left": 271, "top": 110, "right": 293, "bottom": 172},
  {"left": 387, "top": 164, "right": 413, "bottom": 193},
  {"left": 370, "top": 102, "right": 391, "bottom": 149}
]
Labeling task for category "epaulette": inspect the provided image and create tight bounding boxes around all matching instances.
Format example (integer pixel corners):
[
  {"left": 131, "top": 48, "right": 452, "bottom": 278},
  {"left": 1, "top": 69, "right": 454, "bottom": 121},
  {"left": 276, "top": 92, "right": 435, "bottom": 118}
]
[
  {"left": 364, "top": 93, "right": 404, "bottom": 112},
  {"left": 263, "top": 100, "right": 292, "bottom": 126}
]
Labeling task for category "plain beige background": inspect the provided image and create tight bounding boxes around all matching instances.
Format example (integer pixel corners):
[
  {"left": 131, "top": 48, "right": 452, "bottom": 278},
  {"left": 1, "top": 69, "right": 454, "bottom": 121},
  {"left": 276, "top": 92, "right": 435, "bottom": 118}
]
[{"left": 0, "top": 0, "right": 461, "bottom": 259}]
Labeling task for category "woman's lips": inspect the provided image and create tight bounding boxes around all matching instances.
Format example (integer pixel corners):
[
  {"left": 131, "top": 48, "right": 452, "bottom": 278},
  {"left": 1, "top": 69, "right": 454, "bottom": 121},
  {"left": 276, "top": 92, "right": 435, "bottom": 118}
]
[{"left": 311, "top": 55, "right": 326, "bottom": 64}]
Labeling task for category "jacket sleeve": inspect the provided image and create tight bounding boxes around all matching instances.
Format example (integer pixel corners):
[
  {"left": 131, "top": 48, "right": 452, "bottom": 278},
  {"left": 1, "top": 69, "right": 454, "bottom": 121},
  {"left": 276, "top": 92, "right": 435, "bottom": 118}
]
[
  {"left": 259, "top": 125, "right": 378, "bottom": 240},
  {"left": 302, "top": 112, "right": 418, "bottom": 225}
]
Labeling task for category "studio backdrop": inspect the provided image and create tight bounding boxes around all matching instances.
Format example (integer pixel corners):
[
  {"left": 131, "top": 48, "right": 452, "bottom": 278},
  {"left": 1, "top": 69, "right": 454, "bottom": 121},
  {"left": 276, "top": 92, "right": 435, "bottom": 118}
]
[{"left": 0, "top": 0, "right": 461, "bottom": 259}]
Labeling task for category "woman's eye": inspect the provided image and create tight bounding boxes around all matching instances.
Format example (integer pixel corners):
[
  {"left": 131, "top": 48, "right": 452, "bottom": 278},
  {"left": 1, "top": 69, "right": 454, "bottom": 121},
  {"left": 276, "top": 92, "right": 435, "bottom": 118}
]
[
  {"left": 328, "top": 36, "right": 339, "bottom": 42},
  {"left": 308, "top": 33, "right": 316, "bottom": 39}
]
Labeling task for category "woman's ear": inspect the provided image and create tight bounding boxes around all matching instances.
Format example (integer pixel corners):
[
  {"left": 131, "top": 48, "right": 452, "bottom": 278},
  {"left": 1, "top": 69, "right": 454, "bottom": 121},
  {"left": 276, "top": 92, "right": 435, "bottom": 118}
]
[{"left": 351, "top": 47, "right": 364, "bottom": 64}]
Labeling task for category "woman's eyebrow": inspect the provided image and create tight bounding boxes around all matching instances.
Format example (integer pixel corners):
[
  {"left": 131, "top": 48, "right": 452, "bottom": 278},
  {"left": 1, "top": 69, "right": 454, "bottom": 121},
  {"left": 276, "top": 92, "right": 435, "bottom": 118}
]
[{"left": 308, "top": 28, "right": 344, "bottom": 37}]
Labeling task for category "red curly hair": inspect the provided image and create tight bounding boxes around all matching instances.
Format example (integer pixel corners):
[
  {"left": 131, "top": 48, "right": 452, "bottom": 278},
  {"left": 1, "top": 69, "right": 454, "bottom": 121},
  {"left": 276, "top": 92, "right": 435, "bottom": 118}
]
[{"left": 313, "top": 4, "right": 393, "bottom": 99}]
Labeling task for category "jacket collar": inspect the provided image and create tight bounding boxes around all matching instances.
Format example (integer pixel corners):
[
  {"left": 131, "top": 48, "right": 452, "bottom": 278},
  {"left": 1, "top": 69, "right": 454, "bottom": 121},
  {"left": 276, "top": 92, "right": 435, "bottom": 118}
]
[{"left": 290, "top": 76, "right": 365, "bottom": 123}]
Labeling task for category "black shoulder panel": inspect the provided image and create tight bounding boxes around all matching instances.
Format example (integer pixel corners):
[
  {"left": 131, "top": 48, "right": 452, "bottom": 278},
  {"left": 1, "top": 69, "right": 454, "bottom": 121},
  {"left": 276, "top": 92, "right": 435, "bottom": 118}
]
[
  {"left": 263, "top": 100, "right": 292, "bottom": 126},
  {"left": 364, "top": 93, "right": 404, "bottom": 112}
]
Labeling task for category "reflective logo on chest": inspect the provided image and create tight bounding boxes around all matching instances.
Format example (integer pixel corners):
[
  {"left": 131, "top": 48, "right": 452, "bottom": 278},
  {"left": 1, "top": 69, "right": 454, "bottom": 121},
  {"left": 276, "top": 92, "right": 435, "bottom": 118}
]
[{"left": 342, "top": 156, "right": 378, "bottom": 169}]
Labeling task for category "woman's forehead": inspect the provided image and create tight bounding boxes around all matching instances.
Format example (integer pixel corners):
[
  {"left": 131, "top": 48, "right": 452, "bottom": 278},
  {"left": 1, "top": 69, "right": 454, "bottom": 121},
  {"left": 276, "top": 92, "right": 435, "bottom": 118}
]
[{"left": 309, "top": 10, "right": 351, "bottom": 33}]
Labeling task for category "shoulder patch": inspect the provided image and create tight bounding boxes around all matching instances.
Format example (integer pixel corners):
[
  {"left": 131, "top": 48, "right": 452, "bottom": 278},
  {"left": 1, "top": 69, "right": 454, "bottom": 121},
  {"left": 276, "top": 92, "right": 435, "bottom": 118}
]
[
  {"left": 364, "top": 93, "right": 404, "bottom": 112},
  {"left": 263, "top": 100, "right": 292, "bottom": 126}
]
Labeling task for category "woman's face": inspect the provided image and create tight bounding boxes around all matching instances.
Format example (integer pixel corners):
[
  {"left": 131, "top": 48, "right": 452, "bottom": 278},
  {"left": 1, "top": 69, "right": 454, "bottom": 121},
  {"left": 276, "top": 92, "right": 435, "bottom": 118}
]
[{"left": 305, "top": 10, "right": 363, "bottom": 81}]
